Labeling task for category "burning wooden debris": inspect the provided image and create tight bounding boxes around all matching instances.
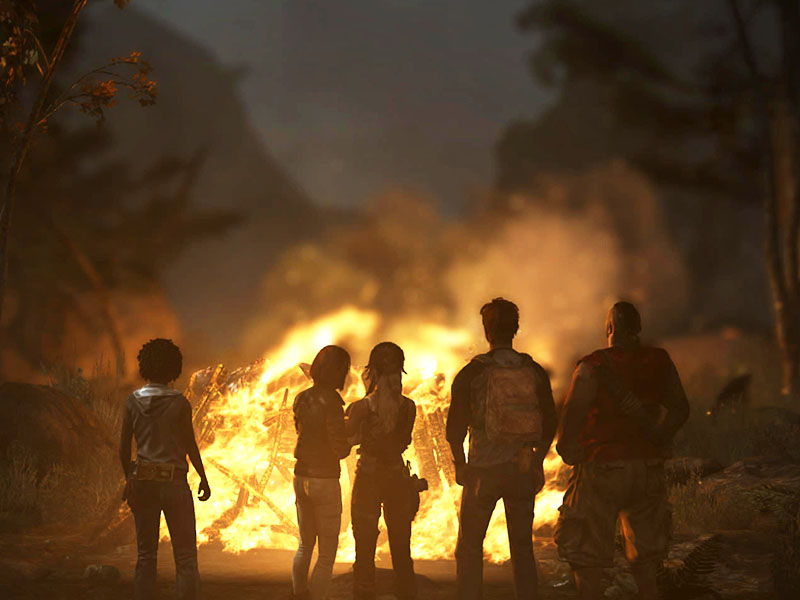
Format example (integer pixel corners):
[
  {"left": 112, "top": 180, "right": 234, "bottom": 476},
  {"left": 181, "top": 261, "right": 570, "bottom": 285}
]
[
  {"left": 182, "top": 359, "right": 459, "bottom": 546},
  {"left": 185, "top": 363, "right": 300, "bottom": 543},
  {"left": 95, "top": 337, "right": 565, "bottom": 561}
]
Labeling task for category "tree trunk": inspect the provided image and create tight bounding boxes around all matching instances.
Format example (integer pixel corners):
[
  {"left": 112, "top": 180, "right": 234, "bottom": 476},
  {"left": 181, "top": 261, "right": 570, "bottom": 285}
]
[
  {"left": 0, "top": 0, "right": 89, "bottom": 357},
  {"left": 777, "top": 0, "right": 800, "bottom": 395},
  {"left": 773, "top": 102, "right": 800, "bottom": 394},
  {"left": 729, "top": 0, "right": 800, "bottom": 396}
]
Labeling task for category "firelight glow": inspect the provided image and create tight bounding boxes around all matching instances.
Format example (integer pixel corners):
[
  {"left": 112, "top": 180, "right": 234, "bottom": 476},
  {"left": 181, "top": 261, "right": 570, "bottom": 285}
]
[{"left": 181, "top": 306, "right": 567, "bottom": 563}]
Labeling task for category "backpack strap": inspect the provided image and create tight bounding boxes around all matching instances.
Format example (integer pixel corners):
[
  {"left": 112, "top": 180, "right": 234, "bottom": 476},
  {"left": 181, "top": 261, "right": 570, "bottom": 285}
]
[
  {"left": 471, "top": 350, "right": 529, "bottom": 368},
  {"left": 471, "top": 353, "right": 494, "bottom": 366}
]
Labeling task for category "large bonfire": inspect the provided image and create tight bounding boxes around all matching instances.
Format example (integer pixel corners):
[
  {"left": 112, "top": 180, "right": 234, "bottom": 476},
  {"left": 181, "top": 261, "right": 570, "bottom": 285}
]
[{"left": 182, "top": 306, "right": 567, "bottom": 563}]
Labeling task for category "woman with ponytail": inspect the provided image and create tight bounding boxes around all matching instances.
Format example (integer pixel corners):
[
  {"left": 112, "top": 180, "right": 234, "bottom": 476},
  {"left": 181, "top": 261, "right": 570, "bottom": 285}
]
[{"left": 345, "top": 342, "right": 418, "bottom": 600}]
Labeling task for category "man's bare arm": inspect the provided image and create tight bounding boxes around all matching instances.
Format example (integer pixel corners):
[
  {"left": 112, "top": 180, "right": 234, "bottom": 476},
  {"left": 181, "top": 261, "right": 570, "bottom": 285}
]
[{"left": 556, "top": 363, "right": 597, "bottom": 465}]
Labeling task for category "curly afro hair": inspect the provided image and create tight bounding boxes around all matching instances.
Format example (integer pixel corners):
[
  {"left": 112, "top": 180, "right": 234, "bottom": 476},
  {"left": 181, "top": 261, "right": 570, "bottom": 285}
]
[{"left": 137, "top": 338, "right": 183, "bottom": 383}]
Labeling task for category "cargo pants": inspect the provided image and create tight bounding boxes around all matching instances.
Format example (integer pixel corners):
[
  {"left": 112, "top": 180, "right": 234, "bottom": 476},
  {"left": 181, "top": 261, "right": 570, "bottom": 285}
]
[{"left": 554, "top": 459, "right": 671, "bottom": 568}]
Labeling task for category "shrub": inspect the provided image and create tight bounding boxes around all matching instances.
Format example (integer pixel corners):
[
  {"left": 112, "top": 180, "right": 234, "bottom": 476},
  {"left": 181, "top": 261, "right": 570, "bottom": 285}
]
[
  {"left": 0, "top": 360, "right": 126, "bottom": 533},
  {"left": 673, "top": 409, "right": 754, "bottom": 467},
  {"left": 669, "top": 477, "right": 757, "bottom": 535},
  {"left": 745, "top": 484, "right": 800, "bottom": 597},
  {"left": 0, "top": 443, "right": 62, "bottom": 531}
]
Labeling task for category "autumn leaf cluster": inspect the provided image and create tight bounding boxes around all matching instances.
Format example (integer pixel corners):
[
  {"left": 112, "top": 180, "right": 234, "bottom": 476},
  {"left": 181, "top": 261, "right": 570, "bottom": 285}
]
[
  {"left": 0, "top": 0, "right": 43, "bottom": 118},
  {"left": 1, "top": 2, "right": 157, "bottom": 128},
  {"left": 70, "top": 51, "right": 157, "bottom": 124}
]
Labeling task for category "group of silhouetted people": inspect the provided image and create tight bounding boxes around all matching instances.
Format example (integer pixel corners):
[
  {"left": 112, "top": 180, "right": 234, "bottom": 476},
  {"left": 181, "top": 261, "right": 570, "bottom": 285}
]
[
  {"left": 291, "top": 340, "right": 419, "bottom": 600},
  {"left": 120, "top": 297, "right": 689, "bottom": 600}
]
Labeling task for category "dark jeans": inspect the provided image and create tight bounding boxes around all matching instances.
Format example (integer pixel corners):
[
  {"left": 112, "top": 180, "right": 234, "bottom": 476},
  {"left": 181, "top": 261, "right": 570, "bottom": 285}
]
[
  {"left": 132, "top": 478, "right": 200, "bottom": 600},
  {"left": 293, "top": 476, "right": 343, "bottom": 600},
  {"left": 456, "top": 462, "right": 538, "bottom": 600},
  {"left": 351, "top": 468, "right": 416, "bottom": 600}
]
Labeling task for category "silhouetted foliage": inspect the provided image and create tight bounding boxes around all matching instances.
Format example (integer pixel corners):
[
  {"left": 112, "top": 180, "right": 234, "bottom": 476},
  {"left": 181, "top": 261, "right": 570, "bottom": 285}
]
[
  {"left": 503, "top": 0, "right": 800, "bottom": 395},
  {"left": 499, "top": 1, "right": 763, "bottom": 201},
  {"left": 0, "top": 123, "right": 241, "bottom": 371},
  {"left": 0, "top": 1, "right": 240, "bottom": 375},
  {"left": 0, "top": 0, "right": 160, "bottom": 376}
]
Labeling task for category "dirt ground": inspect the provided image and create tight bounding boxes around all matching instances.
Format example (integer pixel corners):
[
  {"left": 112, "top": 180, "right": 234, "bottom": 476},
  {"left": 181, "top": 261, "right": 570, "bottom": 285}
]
[
  {"left": 0, "top": 533, "right": 577, "bottom": 600},
  {"left": 0, "top": 527, "right": 776, "bottom": 599}
]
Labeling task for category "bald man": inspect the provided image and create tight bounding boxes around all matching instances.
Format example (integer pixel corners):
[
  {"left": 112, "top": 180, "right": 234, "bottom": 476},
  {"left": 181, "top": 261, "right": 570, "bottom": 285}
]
[{"left": 555, "top": 302, "right": 689, "bottom": 600}]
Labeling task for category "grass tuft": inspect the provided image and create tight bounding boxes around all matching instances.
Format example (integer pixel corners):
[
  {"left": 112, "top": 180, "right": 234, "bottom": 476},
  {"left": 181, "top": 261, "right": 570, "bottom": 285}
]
[
  {"left": 1, "top": 359, "right": 125, "bottom": 534},
  {"left": 669, "top": 475, "right": 758, "bottom": 535}
]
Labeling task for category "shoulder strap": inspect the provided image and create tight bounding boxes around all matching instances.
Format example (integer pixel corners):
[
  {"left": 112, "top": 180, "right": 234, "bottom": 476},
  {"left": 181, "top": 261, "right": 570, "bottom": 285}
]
[
  {"left": 472, "top": 351, "right": 529, "bottom": 368},
  {"left": 471, "top": 353, "right": 494, "bottom": 366}
]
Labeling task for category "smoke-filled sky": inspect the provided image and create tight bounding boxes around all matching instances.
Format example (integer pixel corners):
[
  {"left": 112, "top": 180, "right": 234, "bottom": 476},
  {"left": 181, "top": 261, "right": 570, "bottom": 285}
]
[
  {"left": 128, "top": 0, "right": 548, "bottom": 211},
  {"left": 56, "top": 0, "right": 767, "bottom": 371}
]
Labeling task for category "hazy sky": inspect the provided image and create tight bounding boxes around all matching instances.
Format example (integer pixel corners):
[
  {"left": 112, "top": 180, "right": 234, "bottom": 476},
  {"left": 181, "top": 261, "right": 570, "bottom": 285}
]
[{"left": 129, "top": 0, "right": 549, "bottom": 211}]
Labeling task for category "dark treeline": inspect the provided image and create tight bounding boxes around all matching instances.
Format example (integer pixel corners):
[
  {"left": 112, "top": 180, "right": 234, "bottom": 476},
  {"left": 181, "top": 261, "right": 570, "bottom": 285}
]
[{"left": 496, "top": 0, "right": 800, "bottom": 395}]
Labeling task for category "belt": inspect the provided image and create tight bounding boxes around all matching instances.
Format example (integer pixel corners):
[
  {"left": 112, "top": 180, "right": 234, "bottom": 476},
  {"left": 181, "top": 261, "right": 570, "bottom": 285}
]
[
  {"left": 356, "top": 454, "right": 405, "bottom": 475},
  {"left": 134, "top": 461, "right": 186, "bottom": 482}
]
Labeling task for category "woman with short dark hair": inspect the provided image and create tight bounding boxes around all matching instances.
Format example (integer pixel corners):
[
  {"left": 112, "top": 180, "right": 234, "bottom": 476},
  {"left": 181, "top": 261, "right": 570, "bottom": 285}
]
[{"left": 292, "top": 345, "right": 353, "bottom": 600}]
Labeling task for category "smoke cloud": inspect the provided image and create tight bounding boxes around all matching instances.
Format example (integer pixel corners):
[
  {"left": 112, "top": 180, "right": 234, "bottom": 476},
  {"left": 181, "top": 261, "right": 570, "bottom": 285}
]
[{"left": 240, "top": 161, "right": 688, "bottom": 387}]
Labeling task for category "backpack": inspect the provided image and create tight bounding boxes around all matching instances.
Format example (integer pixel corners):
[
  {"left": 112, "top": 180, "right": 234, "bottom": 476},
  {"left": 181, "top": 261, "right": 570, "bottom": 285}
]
[{"left": 472, "top": 353, "right": 543, "bottom": 444}]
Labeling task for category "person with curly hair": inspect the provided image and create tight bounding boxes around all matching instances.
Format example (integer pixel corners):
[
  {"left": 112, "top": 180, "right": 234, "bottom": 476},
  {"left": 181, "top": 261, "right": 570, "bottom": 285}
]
[{"left": 119, "top": 338, "right": 211, "bottom": 600}]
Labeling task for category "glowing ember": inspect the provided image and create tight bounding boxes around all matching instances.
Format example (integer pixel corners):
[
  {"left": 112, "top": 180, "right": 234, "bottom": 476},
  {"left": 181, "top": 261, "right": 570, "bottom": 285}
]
[{"left": 179, "top": 306, "right": 567, "bottom": 563}]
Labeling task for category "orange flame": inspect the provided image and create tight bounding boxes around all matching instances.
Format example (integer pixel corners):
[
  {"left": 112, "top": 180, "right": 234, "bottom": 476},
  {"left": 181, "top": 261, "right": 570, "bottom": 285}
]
[{"left": 180, "top": 306, "right": 567, "bottom": 563}]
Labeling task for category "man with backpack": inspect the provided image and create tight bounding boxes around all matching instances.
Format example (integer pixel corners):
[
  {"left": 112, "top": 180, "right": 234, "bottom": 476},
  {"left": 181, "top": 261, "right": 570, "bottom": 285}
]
[
  {"left": 555, "top": 302, "right": 689, "bottom": 600},
  {"left": 447, "top": 298, "right": 557, "bottom": 600}
]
